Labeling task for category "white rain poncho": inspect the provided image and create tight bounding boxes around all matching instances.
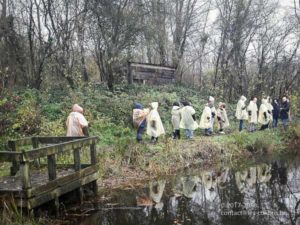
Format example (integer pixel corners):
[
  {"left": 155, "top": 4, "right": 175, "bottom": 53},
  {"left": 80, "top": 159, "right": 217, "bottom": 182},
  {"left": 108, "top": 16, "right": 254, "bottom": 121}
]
[
  {"left": 258, "top": 99, "right": 271, "bottom": 125},
  {"left": 146, "top": 102, "right": 165, "bottom": 137},
  {"left": 235, "top": 96, "right": 248, "bottom": 120},
  {"left": 199, "top": 104, "right": 212, "bottom": 129},
  {"left": 179, "top": 105, "right": 198, "bottom": 130},
  {"left": 149, "top": 180, "right": 166, "bottom": 203},
  {"left": 247, "top": 100, "right": 258, "bottom": 123},
  {"left": 257, "top": 164, "right": 272, "bottom": 183},
  {"left": 66, "top": 112, "right": 88, "bottom": 136},
  {"left": 266, "top": 97, "right": 274, "bottom": 121},
  {"left": 216, "top": 106, "right": 229, "bottom": 128},
  {"left": 171, "top": 106, "right": 181, "bottom": 130}
]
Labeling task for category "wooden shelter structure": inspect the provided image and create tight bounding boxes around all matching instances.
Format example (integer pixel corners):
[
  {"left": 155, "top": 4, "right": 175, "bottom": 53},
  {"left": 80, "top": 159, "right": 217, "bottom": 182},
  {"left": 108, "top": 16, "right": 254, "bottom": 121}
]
[{"left": 127, "top": 62, "right": 176, "bottom": 85}]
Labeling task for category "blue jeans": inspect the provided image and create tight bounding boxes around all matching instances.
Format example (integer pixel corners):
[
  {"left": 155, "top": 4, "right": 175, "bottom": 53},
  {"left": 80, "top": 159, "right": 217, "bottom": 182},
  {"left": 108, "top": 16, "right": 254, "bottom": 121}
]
[
  {"left": 282, "top": 118, "right": 289, "bottom": 130},
  {"left": 239, "top": 120, "right": 244, "bottom": 131},
  {"left": 210, "top": 118, "right": 215, "bottom": 132},
  {"left": 137, "top": 125, "right": 145, "bottom": 142},
  {"left": 185, "top": 129, "right": 194, "bottom": 139},
  {"left": 272, "top": 117, "right": 278, "bottom": 128}
]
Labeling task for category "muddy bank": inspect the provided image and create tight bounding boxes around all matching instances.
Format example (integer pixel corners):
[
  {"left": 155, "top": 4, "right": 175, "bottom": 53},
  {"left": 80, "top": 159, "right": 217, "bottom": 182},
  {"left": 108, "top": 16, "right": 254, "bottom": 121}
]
[{"left": 97, "top": 126, "right": 300, "bottom": 191}]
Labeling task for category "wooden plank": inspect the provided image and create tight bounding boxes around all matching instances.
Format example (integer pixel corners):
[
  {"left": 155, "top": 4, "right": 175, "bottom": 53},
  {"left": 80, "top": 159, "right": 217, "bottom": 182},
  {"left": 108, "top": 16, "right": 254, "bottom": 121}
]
[
  {"left": 47, "top": 154, "right": 57, "bottom": 181},
  {"left": 73, "top": 148, "right": 81, "bottom": 171},
  {"left": 0, "top": 152, "right": 22, "bottom": 163},
  {"left": 22, "top": 137, "right": 98, "bottom": 161},
  {"left": 130, "top": 63, "right": 176, "bottom": 71},
  {"left": 37, "top": 136, "right": 85, "bottom": 144},
  {"left": 18, "top": 172, "right": 99, "bottom": 209},
  {"left": 29, "top": 165, "right": 98, "bottom": 197}
]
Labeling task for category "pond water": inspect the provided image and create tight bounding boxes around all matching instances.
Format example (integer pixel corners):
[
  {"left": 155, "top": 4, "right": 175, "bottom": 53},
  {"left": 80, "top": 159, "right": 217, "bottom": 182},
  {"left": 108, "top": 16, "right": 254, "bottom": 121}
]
[{"left": 68, "top": 155, "right": 300, "bottom": 225}]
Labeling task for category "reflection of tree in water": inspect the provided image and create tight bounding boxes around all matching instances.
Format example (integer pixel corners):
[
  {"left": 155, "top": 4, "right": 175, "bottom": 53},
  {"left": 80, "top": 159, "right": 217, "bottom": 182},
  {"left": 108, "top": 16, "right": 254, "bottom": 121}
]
[
  {"left": 218, "top": 170, "right": 251, "bottom": 225},
  {"left": 265, "top": 159, "right": 300, "bottom": 225},
  {"left": 80, "top": 158, "right": 300, "bottom": 225}
]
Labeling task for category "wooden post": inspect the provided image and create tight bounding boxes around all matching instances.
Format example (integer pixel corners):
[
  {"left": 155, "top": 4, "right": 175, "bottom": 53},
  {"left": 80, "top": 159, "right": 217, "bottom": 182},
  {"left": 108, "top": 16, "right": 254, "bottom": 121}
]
[
  {"left": 8, "top": 141, "right": 20, "bottom": 176},
  {"left": 127, "top": 62, "right": 133, "bottom": 85},
  {"left": 73, "top": 148, "right": 81, "bottom": 171},
  {"left": 90, "top": 141, "right": 98, "bottom": 195},
  {"left": 20, "top": 161, "right": 31, "bottom": 190},
  {"left": 32, "top": 137, "right": 40, "bottom": 168},
  {"left": 90, "top": 141, "right": 97, "bottom": 165},
  {"left": 47, "top": 154, "right": 57, "bottom": 181},
  {"left": 74, "top": 147, "right": 83, "bottom": 203}
]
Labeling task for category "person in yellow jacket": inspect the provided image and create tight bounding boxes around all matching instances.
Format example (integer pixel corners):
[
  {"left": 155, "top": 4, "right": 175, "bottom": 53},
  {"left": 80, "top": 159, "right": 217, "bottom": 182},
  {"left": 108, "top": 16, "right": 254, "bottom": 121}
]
[
  {"left": 66, "top": 104, "right": 89, "bottom": 136},
  {"left": 266, "top": 96, "right": 274, "bottom": 127},
  {"left": 171, "top": 102, "right": 181, "bottom": 139},
  {"left": 216, "top": 102, "right": 229, "bottom": 134},
  {"left": 179, "top": 101, "right": 198, "bottom": 139},
  {"left": 247, "top": 96, "right": 258, "bottom": 132},
  {"left": 146, "top": 102, "right": 165, "bottom": 143},
  {"left": 199, "top": 102, "right": 212, "bottom": 136},
  {"left": 235, "top": 95, "right": 248, "bottom": 131},
  {"left": 207, "top": 96, "right": 216, "bottom": 133},
  {"left": 258, "top": 98, "right": 271, "bottom": 130}
]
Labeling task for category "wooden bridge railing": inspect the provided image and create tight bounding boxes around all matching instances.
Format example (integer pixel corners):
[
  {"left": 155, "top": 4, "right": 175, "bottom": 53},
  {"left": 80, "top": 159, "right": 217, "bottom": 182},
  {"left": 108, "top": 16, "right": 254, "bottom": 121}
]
[{"left": 0, "top": 136, "right": 98, "bottom": 198}]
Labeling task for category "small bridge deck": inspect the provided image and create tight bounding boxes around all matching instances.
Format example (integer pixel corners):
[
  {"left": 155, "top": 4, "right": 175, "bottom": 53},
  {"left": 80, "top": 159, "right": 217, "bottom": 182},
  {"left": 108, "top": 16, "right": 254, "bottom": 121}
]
[{"left": 0, "top": 136, "right": 99, "bottom": 213}]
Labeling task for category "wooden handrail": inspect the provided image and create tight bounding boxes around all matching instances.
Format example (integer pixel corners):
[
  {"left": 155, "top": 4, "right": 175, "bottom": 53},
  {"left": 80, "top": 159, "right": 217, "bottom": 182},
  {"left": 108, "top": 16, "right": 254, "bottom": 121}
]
[
  {"left": 0, "top": 152, "right": 22, "bottom": 163},
  {"left": 1, "top": 136, "right": 99, "bottom": 193},
  {"left": 22, "top": 137, "right": 98, "bottom": 161}
]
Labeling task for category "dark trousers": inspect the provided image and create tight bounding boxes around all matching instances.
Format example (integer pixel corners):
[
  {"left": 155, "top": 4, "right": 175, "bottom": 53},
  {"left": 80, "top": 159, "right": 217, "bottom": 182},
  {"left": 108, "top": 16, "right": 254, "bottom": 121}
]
[
  {"left": 272, "top": 117, "right": 278, "bottom": 128},
  {"left": 173, "top": 129, "right": 180, "bottom": 139},
  {"left": 239, "top": 120, "right": 244, "bottom": 131},
  {"left": 137, "top": 126, "right": 145, "bottom": 142},
  {"left": 260, "top": 123, "right": 269, "bottom": 131}
]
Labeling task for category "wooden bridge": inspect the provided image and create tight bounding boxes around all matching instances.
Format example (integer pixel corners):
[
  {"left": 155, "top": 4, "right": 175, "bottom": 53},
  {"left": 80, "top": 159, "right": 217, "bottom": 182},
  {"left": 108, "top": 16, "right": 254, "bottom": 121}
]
[{"left": 0, "top": 136, "right": 99, "bottom": 214}]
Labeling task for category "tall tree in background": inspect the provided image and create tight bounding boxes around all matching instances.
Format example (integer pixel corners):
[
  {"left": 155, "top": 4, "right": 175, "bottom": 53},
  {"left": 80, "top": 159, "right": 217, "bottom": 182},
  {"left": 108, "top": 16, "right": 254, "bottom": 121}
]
[{"left": 88, "top": 0, "right": 142, "bottom": 91}]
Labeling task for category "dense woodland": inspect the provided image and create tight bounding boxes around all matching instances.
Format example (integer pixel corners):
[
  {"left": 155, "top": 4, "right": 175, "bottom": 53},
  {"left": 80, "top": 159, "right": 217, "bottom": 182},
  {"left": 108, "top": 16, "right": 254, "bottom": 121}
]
[{"left": 0, "top": 0, "right": 300, "bottom": 100}]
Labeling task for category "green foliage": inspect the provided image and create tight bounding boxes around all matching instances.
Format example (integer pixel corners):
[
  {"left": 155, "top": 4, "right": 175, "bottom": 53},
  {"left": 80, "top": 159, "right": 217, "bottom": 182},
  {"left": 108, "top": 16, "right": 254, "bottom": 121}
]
[
  {"left": 12, "top": 89, "right": 41, "bottom": 135},
  {"left": 218, "top": 129, "right": 284, "bottom": 155}
]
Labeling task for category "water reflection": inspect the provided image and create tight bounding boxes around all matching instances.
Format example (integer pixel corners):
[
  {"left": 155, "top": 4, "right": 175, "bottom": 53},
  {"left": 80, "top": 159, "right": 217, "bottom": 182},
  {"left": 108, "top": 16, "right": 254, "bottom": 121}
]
[{"left": 77, "top": 158, "right": 300, "bottom": 225}]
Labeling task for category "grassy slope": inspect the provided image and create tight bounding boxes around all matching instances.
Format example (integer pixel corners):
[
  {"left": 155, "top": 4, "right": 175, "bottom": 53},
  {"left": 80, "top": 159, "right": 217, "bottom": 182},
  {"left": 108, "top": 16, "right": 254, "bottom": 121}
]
[{"left": 1, "top": 84, "right": 300, "bottom": 224}]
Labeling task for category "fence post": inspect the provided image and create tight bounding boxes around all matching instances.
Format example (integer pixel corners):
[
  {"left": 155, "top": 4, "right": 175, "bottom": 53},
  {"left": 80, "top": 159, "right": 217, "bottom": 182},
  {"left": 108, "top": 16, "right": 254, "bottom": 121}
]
[
  {"left": 73, "top": 148, "right": 81, "bottom": 171},
  {"left": 47, "top": 154, "right": 57, "bottom": 181},
  {"left": 73, "top": 147, "right": 83, "bottom": 203},
  {"left": 8, "top": 141, "right": 20, "bottom": 176},
  {"left": 32, "top": 137, "right": 40, "bottom": 168},
  {"left": 90, "top": 139, "right": 98, "bottom": 195},
  {"left": 20, "top": 161, "right": 32, "bottom": 190}
]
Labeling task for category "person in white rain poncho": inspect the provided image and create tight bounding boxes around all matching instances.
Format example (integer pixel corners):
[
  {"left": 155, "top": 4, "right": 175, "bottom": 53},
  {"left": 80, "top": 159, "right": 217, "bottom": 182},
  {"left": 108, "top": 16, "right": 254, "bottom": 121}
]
[
  {"left": 199, "top": 102, "right": 212, "bottom": 136},
  {"left": 208, "top": 96, "right": 216, "bottom": 133},
  {"left": 266, "top": 96, "right": 274, "bottom": 126},
  {"left": 258, "top": 98, "right": 271, "bottom": 130},
  {"left": 146, "top": 102, "right": 165, "bottom": 143},
  {"left": 235, "top": 95, "right": 248, "bottom": 131},
  {"left": 216, "top": 102, "right": 229, "bottom": 134},
  {"left": 247, "top": 97, "right": 258, "bottom": 132},
  {"left": 179, "top": 101, "right": 198, "bottom": 139},
  {"left": 171, "top": 102, "right": 181, "bottom": 139},
  {"left": 66, "top": 104, "right": 89, "bottom": 136}
]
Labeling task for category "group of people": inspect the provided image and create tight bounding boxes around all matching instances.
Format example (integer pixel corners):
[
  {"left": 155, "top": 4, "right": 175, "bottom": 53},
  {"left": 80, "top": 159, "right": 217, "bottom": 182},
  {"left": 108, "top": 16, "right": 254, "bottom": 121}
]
[
  {"left": 236, "top": 95, "right": 290, "bottom": 132},
  {"left": 132, "top": 97, "right": 229, "bottom": 143},
  {"left": 64, "top": 95, "right": 290, "bottom": 143},
  {"left": 132, "top": 95, "right": 291, "bottom": 143}
]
